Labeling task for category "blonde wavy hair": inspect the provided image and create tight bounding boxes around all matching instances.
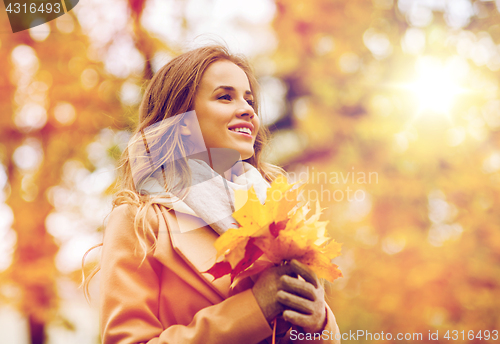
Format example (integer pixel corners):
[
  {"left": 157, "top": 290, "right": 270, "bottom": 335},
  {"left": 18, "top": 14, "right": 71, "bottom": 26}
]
[{"left": 82, "top": 44, "right": 284, "bottom": 300}]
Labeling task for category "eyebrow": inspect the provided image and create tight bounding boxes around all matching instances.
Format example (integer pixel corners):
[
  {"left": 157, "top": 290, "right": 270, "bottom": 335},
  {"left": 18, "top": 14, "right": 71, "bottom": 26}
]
[{"left": 212, "top": 85, "right": 253, "bottom": 96}]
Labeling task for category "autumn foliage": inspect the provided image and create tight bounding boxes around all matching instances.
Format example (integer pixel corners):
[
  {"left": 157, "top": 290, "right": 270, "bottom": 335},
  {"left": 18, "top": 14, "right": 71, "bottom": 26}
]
[{"left": 206, "top": 176, "right": 343, "bottom": 282}]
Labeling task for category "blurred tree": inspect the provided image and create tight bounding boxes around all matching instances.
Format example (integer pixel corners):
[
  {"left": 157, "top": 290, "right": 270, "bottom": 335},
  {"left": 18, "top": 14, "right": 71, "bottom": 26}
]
[
  {"left": 270, "top": 0, "right": 500, "bottom": 341},
  {"left": 0, "top": 0, "right": 165, "bottom": 341}
]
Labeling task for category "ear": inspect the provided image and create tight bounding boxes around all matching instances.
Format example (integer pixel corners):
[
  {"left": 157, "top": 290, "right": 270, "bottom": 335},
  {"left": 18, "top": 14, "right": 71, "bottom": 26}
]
[{"left": 179, "top": 116, "right": 192, "bottom": 137}]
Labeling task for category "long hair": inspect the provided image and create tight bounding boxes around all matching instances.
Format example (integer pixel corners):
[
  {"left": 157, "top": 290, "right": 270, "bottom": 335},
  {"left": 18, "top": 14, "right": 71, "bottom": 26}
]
[{"left": 82, "top": 44, "right": 284, "bottom": 300}]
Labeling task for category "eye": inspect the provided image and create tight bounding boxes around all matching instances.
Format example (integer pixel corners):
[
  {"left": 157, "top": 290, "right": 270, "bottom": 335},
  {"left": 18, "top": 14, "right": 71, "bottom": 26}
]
[
  {"left": 246, "top": 99, "right": 254, "bottom": 108},
  {"left": 218, "top": 94, "right": 232, "bottom": 101}
]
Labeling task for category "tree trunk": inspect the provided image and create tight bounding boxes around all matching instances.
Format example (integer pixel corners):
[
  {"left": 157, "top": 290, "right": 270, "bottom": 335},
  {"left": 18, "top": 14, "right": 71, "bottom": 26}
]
[{"left": 29, "top": 314, "right": 46, "bottom": 344}]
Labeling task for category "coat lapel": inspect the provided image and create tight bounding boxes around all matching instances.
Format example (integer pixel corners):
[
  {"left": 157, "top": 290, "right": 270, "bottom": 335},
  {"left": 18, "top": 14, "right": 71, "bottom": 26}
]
[{"left": 156, "top": 206, "right": 231, "bottom": 299}]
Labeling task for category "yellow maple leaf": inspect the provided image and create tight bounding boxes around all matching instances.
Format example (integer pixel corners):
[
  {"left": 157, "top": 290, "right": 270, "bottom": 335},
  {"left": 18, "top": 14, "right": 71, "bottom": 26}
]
[
  {"left": 322, "top": 240, "right": 343, "bottom": 259},
  {"left": 299, "top": 249, "right": 343, "bottom": 281}
]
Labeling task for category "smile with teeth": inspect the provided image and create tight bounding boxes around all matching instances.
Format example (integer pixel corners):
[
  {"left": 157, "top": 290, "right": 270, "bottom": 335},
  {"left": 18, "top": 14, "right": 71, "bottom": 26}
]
[{"left": 229, "top": 127, "right": 252, "bottom": 135}]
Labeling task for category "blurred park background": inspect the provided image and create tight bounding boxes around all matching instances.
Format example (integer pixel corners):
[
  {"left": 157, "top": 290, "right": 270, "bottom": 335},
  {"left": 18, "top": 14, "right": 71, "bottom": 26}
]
[{"left": 1, "top": 0, "right": 500, "bottom": 343}]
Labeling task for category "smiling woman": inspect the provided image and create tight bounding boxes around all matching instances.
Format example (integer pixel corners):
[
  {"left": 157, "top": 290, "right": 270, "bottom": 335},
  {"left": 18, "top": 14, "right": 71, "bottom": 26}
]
[
  {"left": 83, "top": 44, "right": 341, "bottom": 344},
  {"left": 192, "top": 60, "right": 260, "bottom": 160}
]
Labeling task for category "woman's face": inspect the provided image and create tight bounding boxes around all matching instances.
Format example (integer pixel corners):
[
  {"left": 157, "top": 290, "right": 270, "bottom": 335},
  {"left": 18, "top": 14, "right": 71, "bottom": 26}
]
[{"left": 190, "top": 60, "right": 260, "bottom": 161}]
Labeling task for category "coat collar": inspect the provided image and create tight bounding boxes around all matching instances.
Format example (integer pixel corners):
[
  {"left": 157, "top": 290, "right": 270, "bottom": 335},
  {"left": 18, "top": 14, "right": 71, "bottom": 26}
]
[{"left": 156, "top": 206, "right": 232, "bottom": 299}]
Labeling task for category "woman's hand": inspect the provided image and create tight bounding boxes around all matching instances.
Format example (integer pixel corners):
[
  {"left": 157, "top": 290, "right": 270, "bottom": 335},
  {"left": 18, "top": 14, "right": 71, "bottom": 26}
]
[
  {"left": 278, "top": 260, "right": 326, "bottom": 334},
  {"left": 252, "top": 259, "right": 326, "bottom": 334}
]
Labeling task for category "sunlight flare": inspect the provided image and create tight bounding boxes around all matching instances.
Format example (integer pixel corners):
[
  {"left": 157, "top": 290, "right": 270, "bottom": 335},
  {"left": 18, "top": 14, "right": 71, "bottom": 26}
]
[{"left": 409, "top": 56, "right": 467, "bottom": 115}]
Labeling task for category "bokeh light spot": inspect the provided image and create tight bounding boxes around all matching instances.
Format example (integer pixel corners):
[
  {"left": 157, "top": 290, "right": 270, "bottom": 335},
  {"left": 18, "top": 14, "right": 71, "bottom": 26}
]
[
  {"left": 12, "top": 139, "right": 44, "bottom": 172},
  {"left": 81, "top": 68, "right": 99, "bottom": 90},
  {"left": 56, "top": 14, "right": 75, "bottom": 34},
  {"left": 339, "top": 52, "right": 361, "bottom": 74},
  {"left": 14, "top": 103, "right": 47, "bottom": 132},
  {"left": 54, "top": 102, "right": 77, "bottom": 125},
  {"left": 29, "top": 22, "right": 50, "bottom": 42},
  {"left": 119, "top": 82, "right": 142, "bottom": 106}
]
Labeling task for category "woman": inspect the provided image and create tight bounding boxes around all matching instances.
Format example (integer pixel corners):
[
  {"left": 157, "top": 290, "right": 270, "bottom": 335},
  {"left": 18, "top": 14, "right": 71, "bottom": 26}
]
[{"left": 87, "top": 45, "right": 341, "bottom": 343}]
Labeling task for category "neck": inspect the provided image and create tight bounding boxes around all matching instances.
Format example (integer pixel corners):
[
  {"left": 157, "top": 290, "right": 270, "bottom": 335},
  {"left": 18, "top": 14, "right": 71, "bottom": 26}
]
[{"left": 187, "top": 148, "right": 242, "bottom": 179}]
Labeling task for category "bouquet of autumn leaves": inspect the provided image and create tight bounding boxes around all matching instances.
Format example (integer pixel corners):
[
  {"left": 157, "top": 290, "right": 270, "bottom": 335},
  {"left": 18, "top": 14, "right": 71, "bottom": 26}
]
[{"left": 206, "top": 175, "right": 343, "bottom": 284}]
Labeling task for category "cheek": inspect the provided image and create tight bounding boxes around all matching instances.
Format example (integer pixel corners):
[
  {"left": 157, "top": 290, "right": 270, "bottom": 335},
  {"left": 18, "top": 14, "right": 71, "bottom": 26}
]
[
  {"left": 254, "top": 119, "right": 261, "bottom": 135},
  {"left": 200, "top": 120, "right": 228, "bottom": 146}
]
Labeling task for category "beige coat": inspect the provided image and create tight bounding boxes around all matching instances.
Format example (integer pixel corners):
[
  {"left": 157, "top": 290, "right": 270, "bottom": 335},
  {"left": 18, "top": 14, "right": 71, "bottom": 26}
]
[{"left": 100, "top": 203, "right": 341, "bottom": 343}]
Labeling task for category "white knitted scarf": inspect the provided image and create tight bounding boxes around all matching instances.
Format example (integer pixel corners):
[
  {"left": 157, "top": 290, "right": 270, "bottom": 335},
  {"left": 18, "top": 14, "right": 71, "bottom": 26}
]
[{"left": 140, "top": 159, "right": 270, "bottom": 234}]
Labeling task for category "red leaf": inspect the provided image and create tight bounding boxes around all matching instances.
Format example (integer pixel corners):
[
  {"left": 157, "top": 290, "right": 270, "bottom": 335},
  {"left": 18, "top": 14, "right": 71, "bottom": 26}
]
[
  {"left": 205, "top": 261, "right": 232, "bottom": 280},
  {"left": 269, "top": 220, "right": 288, "bottom": 238},
  {"left": 230, "top": 238, "right": 263, "bottom": 282}
]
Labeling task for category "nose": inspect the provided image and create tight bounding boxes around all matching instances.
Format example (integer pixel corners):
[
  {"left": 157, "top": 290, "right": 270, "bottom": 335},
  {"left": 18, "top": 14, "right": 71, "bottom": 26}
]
[{"left": 236, "top": 101, "right": 255, "bottom": 119}]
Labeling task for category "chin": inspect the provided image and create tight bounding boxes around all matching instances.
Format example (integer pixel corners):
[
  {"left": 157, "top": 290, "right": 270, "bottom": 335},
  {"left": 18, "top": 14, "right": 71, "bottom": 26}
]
[
  {"left": 239, "top": 151, "right": 254, "bottom": 161},
  {"left": 235, "top": 146, "right": 255, "bottom": 161}
]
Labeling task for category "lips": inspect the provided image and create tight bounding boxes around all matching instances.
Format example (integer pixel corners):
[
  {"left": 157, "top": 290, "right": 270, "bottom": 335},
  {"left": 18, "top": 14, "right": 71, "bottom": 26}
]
[
  {"left": 229, "top": 127, "right": 252, "bottom": 135},
  {"left": 228, "top": 122, "right": 254, "bottom": 135}
]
